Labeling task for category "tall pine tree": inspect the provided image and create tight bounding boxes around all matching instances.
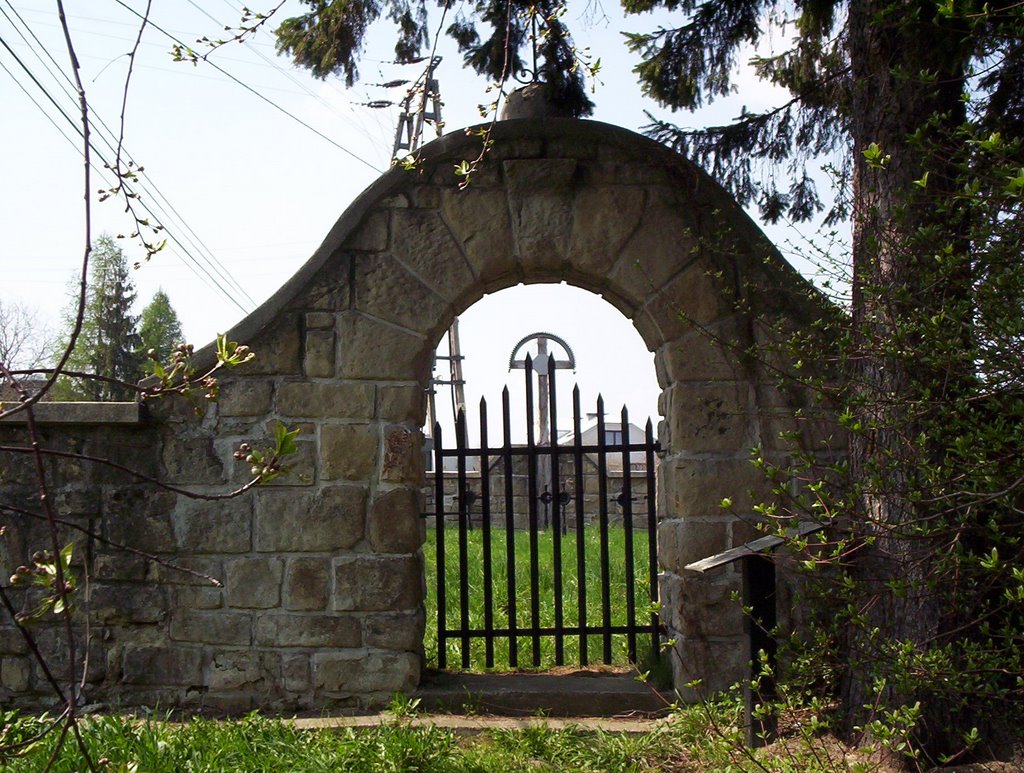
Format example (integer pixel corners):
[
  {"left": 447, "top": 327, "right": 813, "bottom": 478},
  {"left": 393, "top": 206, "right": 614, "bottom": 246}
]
[
  {"left": 139, "top": 288, "right": 183, "bottom": 370},
  {"left": 56, "top": 235, "right": 144, "bottom": 401}
]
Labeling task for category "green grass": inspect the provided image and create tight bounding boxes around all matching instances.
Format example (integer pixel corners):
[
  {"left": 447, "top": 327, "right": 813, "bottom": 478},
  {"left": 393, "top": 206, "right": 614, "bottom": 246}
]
[{"left": 424, "top": 525, "right": 658, "bottom": 671}]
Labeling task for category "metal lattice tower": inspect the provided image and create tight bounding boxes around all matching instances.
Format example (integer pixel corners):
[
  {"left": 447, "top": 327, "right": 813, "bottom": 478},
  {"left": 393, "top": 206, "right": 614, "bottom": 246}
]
[{"left": 392, "top": 56, "right": 444, "bottom": 159}]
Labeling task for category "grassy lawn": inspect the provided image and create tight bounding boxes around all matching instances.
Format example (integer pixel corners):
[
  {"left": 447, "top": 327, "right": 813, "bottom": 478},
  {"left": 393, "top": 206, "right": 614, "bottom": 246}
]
[
  {"left": 424, "top": 525, "right": 658, "bottom": 671},
  {"left": 0, "top": 700, "right": 881, "bottom": 772}
]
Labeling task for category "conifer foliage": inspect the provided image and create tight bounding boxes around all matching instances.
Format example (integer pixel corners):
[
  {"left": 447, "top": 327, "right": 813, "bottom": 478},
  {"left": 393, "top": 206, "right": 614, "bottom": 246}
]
[{"left": 139, "top": 288, "right": 184, "bottom": 370}]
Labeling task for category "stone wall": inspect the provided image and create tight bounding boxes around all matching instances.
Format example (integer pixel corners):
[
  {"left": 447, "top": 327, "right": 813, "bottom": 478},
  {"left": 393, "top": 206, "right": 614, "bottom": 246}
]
[{"left": 0, "top": 118, "right": 838, "bottom": 712}]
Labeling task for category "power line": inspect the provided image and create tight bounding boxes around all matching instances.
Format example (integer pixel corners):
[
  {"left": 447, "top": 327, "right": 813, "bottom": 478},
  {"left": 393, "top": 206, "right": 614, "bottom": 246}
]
[
  {"left": 113, "top": 0, "right": 383, "bottom": 174},
  {"left": 1, "top": 2, "right": 258, "bottom": 311},
  {"left": 0, "top": 30, "right": 251, "bottom": 315}
]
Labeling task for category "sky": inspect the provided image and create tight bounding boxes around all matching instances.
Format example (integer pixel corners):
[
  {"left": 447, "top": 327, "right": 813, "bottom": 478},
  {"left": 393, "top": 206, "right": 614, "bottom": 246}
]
[{"left": 0, "top": 0, "right": 844, "bottom": 439}]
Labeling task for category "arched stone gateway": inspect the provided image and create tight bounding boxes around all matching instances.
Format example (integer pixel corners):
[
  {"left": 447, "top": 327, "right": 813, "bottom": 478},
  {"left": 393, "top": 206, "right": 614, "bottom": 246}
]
[{"left": 0, "top": 118, "right": 839, "bottom": 712}]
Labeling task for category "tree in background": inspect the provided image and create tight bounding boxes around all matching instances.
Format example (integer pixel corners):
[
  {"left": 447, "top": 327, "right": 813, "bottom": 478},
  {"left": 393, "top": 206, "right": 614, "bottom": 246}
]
[
  {"left": 139, "top": 288, "right": 184, "bottom": 371},
  {"left": 0, "top": 298, "right": 51, "bottom": 373},
  {"left": 55, "top": 235, "right": 144, "bottom": 401}
]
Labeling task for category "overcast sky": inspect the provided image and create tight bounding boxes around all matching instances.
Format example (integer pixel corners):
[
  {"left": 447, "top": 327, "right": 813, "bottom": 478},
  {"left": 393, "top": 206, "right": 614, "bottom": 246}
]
[{"left": 1, "top": 0, "right": 843, "bottom": 438}]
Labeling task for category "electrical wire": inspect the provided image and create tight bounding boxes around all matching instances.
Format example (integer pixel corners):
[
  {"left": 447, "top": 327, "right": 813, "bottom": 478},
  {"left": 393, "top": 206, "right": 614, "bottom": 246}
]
[{"left": 113, "top": 0, "right": 382, "bottom": 174}]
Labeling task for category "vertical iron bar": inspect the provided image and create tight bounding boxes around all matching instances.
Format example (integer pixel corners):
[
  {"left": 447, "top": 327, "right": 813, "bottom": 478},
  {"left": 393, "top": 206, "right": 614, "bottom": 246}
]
[
  {"left": 524, "top": 355, "right": 542, "bottom": 667},
  {"left": 620, "top": 406, "right": 637, "bottom": 663},
  {"left": 596, "top": 396, "right": 612, "bottom": 663},
  {"left": 456, "top": 409, "right": 471, "bottom": 669},
  {"left": 645, "top": 418, "right": 660, "bottom": 658},
  {"left": 573, "top": 385, "right": 588, "bottom": 665},
  {"left": 433, "top": 422, "right": 447, "bottom": 670},
  {"left": 480, "top": 397, "right": 494, "bottom": 669},
  {"left": 548, "top": 356, "right": 565, "bottom": 665},
  {"left": 502, "top": 387, "right": 518, "bottom": 668}
]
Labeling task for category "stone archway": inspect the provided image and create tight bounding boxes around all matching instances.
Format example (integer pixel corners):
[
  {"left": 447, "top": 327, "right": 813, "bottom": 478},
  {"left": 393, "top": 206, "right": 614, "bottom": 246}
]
[
  {"left": 205, "top": 117, "right": 832, "bottom": 704},
  {"left": 0, "top": 117, "right": 836, "bottom": 713}
]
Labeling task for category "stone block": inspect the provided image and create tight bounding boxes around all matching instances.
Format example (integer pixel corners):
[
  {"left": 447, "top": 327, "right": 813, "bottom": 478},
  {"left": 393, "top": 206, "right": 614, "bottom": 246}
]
[
  {"left": 218, "top": 379, "right": 273, "bottom": 417},
  {"left": 378, "top": 385, "right": 425, "bottom": 424},
  {"left": 263, "top": 437, "right": 316, "bottom": 488},
  {"left": 239, "top": 317, "right": 302, "bottom": 376},
  {"left": 609, "top": 200, "right": 700, "bottom": 307},
  {"left": 367, "top": 488, "right": 424, "bottom": 553},
  {"left": 659, "top": 318, "right": 750, "bottom": 383},
  {"left": 343, "top": 208, "right": 389, "bottom": 252},
  {"left": 666, "top": 381, "right": 756, "bottom": 454},
  {"left": 389, "top": 208, "right": 476, "bottom": 303},
  {"left": 226, "top": 557, "right": 283, "bottom": 609},
  {"left": 677, "top": 573, "right": 744, "bottom": 638},
  {"left": 669, "top": 636, "right": 748, "bottom": 698},
  {"left": 380, "top": 427, "right": 422, "bottom": 485},
  {"left": 352, "top": 255, "right": 450, "bottom": 336},
  {"left": 641, "top": 263, "right": 734, "bottom": 343},
  {"left": 174, "top": 585, "right": 223, "bottom": 609},
  {"left": 122, "top": 645, "right": 203, "bottom": 686},
  {"left": 170, "top": 609, "right": 251, "bottom": 645},
  {"left": 440, "top": 188, "right": 518, "bottom": 286},
  {"left": 90, "top": 584, "right": 167, "bottom": 624},
  {"left": 568, "top": 186, "right": 646, "bottom": 278},
  {"left": 207, "top": 651, "right": 279, "bottom": 693},
  {"left": 504, "top": 159, "right": 576, "bottom": 275},
  {"left": 284, "top": 558, "right": 330, "bottom": 611},
  {"left": 362, "top": 609, "right": 425, "bottom": 651},
  {"left": 0, "top": 627, "right": 28, "bottom": 654},
  {"left": 282, "top": 654, "right": 310, "bottom": 692},
  {"left": 338, "top": 314, "right": 431, "bottom": 382},
  {"left": 161, "top": 434, "right": 225, "bottom": 486},
  {"left": 255, "top": 614, "right": 360, "bottom": 648},
  {"left": 320, "top": 423, "right": 378, "bottom": 481},
  {"left": 313, "top": 650, "right": 419, "bottom": 694},
  {"left": 92, "top": 554, "right": 150, "bottom": 581},
  {"left": 305, "top": 312, "right": 335, "bottom": 330},
  {"left": 662, "top": 457, "right": 770, "bottom": 517},
  {"left": 658, "top": 518, "right": 730, "bottom": 574},
  {"left": 304, "top": 330, "right": 336, "bottom": 378},
  {"left": 173, "top": 496, "right": 252, "bottom": 553},
  {"left": 333, "top": 554, "right": 421, "bottom": 612},
  {"left": 1, "top": 658, "right": 30, "bottom": 691},
  {"left": 150, "top": 555, "right": 223, "bottom": 586},
  {"left": 276, "top": 382, "right": 374, "bottom": 420},
  {"left": 103, "top": 488, "right": 177, "bottom": 553},
  {"left": 255, "top": 486, "right": 365, "bottom": 551}
]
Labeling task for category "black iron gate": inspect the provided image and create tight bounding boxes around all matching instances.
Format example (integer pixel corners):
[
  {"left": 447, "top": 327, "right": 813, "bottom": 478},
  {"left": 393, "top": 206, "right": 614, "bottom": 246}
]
[{"left": 429, "top": 355, "right": 661, "bottom": 671}]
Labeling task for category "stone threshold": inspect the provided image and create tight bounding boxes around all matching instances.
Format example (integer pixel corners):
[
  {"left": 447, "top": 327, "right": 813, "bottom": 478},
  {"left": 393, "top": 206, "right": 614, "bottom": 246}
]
[{"left": 290, "top": 712, "right": 664, "bottom": 736}]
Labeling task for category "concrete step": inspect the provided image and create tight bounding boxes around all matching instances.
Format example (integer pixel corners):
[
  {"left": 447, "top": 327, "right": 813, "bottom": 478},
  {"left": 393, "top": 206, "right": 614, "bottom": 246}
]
[{"left": 414, "top": 668, "right": 675, "bottom": 718}]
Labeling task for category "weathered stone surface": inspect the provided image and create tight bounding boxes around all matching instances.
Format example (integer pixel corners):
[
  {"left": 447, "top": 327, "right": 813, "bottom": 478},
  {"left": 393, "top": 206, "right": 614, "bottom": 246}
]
[
  {"left": 313, "top": 650, "right": 419, "bottom": 694},
  {"left": 362, "top": 609, "right": 424, "bottom": 651},
  {"left": 320, "top": 424, "right": 378, "bottom": 482},
  {"left": 256, "top": 486, "right": 366, "bottom": 551},
  {"left": 661, "top": 457, "right": 770, "bottom": 517},
  {"left": 641, "top": 262, "right": 734, "bottom": 342},
  {"left": 380, "top": 426, "right": 422, "bottom": 485},
  {"left": 658, "top": 518, "right": 729, "bottom": 573},
  {"left": 93, "top": 553, "right": 150, "bottom": 581},
  {"left": 659, "top": 318, "right": 749, "bottom": 383},
  {"left": 343, "top": 208, "right": 388, "bottom": 252},
  {"left": 103, "top": 489, "right": 176, "bottom": 553},
  {"left": 161, "top": 435, "right": 225, "bottom": 486},
  {"left": 276, "top": 382, "right": 374, "bottom": 420},
  {"left": 389, "top": 208, "right": 476, "bottom": 303},
  {"left": 367, "top": 488, "right": 424, "bottom": 553},
  {"left": 304, "top": 329, "right": 336, "bottom": 378},
  {"left": 377, "top": 385, "right": 424, "bottom": 424},
  {"left": 226, "top": 557, "right": 283, "bottom": 609},
  {"left": 352, "top": 255, "right": 449, "bottom": 336},
  {"left": 173, "top": 496, "right": 252, "bottom": 553},
  {"left": 282, "top": 654, "right": 310, "bottom": 692},
  {"left": 609, "top": 198, "right": 700, "bottom": 306},
  {"left": 122, "top": 645, "right": 203, "bottom": 685},
  {"left": 305, "top": 312, "right": 335, "bottom": 330},
  {"left": 504, "top": 159, "right": 576, "bottom": 274},
  {"left": 91, "top": 584, "right": 167, "bottom": 624},
  {"left": 150, "top": 555, "right": 223, "bottom": 586},
  {"left": 170, "top": 609, "right": 251, "bottom": 645},
  {"left": 284, "top": 558, "right": 330, "bottom": 611},
  {"left": 337, "top": 314, "right": 431, "bottom": 381},
  {"left": 208, "top": 651, "right": 280, "bottom": 692},
  {"left": 440, "top": 188, "right": 517, "bottom": 286},
  {"left": 666, "top": 381, "right": 756, "bottom": 454},
  {"left": 568, "top": 186, "right": 646, "bottom": 278},
  {"left": 239, "top": 316, "right": 302, "bottom": 376},
  {"left": 173, "top": 585, "right": 223, "bottom": 609},
  {"left": 255, "top": 614, "right": 360, "bottom": 648},
  {"left": 1, "top": 658, "right": 30, "bottom": 691},
  {"left": 668, "top": 637, "right": 747, "bottom": 699},
  {"left": 333, "top": 554, "right": 421, "bottom": 612},
  {"left": 0, "top": 628, "right": 28, "bottom": 654},
  {"left": 219, "top": 379, "right": 273, "bottom": 417}
]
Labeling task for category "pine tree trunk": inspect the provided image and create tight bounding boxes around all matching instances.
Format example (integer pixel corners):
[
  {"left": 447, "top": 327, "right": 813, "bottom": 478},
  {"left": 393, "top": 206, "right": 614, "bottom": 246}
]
[{"left": 845, "top": 0, "right": 968, "bottom": 762}]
